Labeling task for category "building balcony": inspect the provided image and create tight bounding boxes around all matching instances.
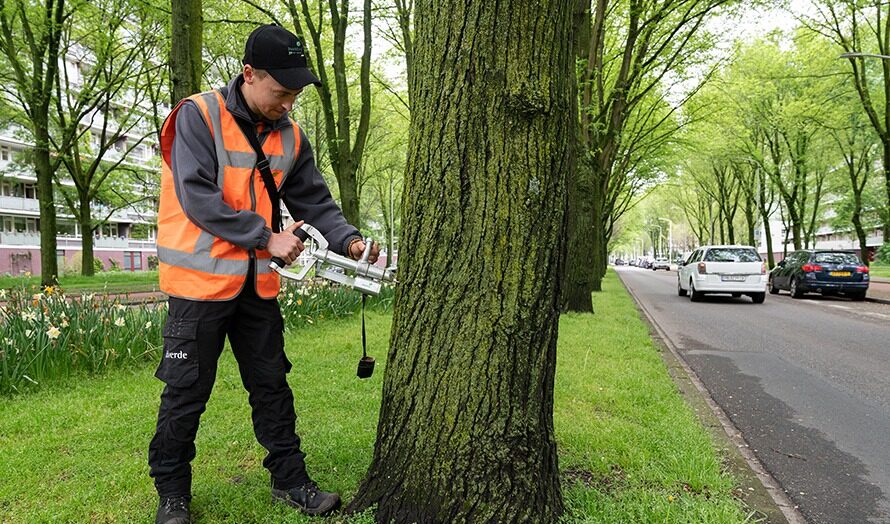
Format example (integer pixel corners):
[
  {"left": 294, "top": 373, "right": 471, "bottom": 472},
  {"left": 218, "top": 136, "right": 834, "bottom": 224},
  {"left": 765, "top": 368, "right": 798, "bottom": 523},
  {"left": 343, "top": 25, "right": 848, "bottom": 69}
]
[
  {"left": 0, "top": 232, "right": 157, "bottom": 249},
  {"left": 57, "top": 236, "right": 156, "bottom": 249},
  {"left": 0, "top": 196, "right": 40, "bottom": 213},
  {"left": 0, "top": 232, "right": 40, "bottom": 245}
]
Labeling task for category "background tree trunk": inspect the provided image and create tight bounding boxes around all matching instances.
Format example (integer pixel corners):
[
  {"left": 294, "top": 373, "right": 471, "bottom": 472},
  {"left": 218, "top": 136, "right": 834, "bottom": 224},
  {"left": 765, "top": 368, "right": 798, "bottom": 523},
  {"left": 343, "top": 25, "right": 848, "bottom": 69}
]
[
  {"left": 346, "top": 0, "right": 573, "bottom": 520},
  {"left": 563, "top": 0, "right": 594, "bottom": 312},
  {"left": 0, "top": 0, "right": 67, "bottom": 286},
  {"left": 564, "top": 157, "right": 596, "bottom": 310},
  {"left": 170, "top": 0, "right": 202, "bottom": 105},
  {"left": 34, "top": 124, "right": 59, "bottom": 284},
  {"left": 79, "top": 201, "right": 94, "bottom": 277}
]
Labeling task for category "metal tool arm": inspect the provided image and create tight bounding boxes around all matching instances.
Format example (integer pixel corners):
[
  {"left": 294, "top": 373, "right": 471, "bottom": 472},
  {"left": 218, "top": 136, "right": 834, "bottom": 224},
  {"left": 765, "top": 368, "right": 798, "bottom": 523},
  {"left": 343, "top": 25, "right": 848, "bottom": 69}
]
[{"left": 269, "top": 223, "right": 395, "bottom": 295}]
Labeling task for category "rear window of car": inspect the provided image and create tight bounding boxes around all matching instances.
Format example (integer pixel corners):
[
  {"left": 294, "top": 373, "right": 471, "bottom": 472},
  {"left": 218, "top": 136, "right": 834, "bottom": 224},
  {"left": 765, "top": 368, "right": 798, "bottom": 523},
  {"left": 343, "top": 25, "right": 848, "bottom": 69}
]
[
  {"left": 813, "top": 252, "right": 860, "bottom": 265},
  {"left": 703, "top": 248, "right": 761, "bottom": 262}
]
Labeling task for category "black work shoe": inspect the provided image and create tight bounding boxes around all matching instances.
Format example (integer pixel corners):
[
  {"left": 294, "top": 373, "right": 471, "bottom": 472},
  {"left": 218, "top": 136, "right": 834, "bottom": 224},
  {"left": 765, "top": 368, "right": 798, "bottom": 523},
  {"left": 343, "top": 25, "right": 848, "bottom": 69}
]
[
  {"left": 155, "top": 496, "right": 191, "bottom": 524},
  {"left": 272, "top": 481, "right": 341, "bottom": 516}
]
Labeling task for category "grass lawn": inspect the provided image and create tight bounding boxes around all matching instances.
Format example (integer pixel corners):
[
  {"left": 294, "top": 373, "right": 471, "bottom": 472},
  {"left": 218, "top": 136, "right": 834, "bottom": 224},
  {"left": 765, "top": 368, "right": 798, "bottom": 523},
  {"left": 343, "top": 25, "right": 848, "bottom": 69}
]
[
  {"left": 870, "top": 263, "right": 890, "bottom": 279},
  {"left": 0, "top": 272, "right": 754, "bottom": 523},
  {"left": 0, "top": 270, "right": 160, "bottom": 294}
]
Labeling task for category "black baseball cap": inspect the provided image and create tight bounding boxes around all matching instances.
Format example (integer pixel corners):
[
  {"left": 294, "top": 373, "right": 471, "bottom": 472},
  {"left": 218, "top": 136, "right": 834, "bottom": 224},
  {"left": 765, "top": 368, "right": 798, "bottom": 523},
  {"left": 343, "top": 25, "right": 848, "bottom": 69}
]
[{"left": 243, "top": 24, "right": 321, "bottom": 90}]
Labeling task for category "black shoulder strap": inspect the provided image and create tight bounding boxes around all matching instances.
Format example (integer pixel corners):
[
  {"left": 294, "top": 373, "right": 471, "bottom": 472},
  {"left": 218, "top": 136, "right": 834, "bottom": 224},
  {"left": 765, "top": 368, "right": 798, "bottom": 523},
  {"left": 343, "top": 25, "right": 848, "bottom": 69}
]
[{"left": 233, "top": 115, "right": 282, "bottom": 234}]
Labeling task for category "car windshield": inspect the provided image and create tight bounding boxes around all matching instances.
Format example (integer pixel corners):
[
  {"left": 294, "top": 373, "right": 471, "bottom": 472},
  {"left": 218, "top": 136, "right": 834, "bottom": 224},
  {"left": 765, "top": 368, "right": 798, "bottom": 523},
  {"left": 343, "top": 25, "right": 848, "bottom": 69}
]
[
  {"left": 813, "top": 252, "right": 860, "bottom": 265},
  {"left": 703, "top": 248, "right": 761, "bottom": 262}
]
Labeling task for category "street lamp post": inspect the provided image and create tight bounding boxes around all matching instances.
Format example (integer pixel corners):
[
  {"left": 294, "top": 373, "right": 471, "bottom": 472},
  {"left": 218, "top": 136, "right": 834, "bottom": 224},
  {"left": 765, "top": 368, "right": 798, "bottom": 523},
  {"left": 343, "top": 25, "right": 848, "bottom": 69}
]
[{"left": 658, "top": 217, "right": 673, "bottom": 264}]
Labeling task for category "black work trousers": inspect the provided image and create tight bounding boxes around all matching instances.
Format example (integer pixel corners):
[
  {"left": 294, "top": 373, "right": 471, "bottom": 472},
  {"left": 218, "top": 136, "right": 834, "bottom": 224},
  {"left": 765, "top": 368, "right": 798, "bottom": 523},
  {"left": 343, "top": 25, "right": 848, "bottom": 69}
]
[{"left": 148, "top": 272, "right": 309, "bottom": 497}]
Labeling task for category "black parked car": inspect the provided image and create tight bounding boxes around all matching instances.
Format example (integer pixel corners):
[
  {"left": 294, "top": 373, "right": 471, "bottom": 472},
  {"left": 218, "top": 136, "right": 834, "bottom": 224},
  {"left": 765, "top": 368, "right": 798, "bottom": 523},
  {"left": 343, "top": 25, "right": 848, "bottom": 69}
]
[{"left": 768, "top": 250, "right": 870, "bottom": 300}]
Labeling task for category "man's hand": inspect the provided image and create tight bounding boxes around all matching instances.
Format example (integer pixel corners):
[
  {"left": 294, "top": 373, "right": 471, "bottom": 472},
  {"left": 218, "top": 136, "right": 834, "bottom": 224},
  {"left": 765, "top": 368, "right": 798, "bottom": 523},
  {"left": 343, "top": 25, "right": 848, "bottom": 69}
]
[
  {"left": 349, "top": 239, "right": 380, "bottom": 263},
  {"left": 267, "top": 220, "right": 305, "bottom": 265}
]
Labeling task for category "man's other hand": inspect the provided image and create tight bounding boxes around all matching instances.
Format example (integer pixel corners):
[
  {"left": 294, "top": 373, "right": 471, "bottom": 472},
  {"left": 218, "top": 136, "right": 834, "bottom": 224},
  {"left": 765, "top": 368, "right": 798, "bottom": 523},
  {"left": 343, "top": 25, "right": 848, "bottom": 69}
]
[{"left": 349, "top": 239, "right": 380, "bottom": 263}]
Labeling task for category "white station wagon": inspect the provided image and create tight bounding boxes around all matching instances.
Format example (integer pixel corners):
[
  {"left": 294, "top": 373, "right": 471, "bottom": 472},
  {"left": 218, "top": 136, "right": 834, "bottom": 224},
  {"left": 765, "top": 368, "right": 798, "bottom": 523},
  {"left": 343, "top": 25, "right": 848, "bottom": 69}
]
[{"left": 677, "top": 245, "right": 767, "bottom": 304}]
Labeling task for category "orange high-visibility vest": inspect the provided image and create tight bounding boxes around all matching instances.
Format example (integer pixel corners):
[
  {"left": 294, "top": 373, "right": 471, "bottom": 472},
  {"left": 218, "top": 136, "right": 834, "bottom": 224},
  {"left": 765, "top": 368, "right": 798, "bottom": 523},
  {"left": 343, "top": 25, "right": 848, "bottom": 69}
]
[{"left": 157, "top": 90, "right": 301, "bottom": 301}]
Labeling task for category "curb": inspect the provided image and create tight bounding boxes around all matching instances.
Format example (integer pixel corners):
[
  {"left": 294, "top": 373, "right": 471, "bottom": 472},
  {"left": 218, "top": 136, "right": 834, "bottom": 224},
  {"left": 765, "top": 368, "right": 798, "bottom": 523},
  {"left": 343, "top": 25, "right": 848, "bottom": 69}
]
[{"left": 615, "top": 271, "right": 805, "bottom": 524}]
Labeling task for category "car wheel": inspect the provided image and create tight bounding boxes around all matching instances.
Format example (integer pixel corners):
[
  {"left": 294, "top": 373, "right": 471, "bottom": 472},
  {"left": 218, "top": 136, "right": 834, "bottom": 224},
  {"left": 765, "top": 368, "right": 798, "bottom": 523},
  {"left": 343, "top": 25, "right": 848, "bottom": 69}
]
[
  {"left": 690, "top": 280, "right": 703, "bottom": 302},
  {"left": 850, "top": 290, "right": 867, "bottom": 301},
  {"left": 731, "top": 292, "right": 742, "bottom": 298},
  {"left": 790, "top": 277, "right": 804, "bottom": 299},
  {"left": 678, "top": 278, "right": 687, "bottom": 297},
  {"left": 751, "top": 292, "right": 765, "bottom": 304},
  {"left": 769, "top": 277, "right": 780, "bottom": 295}
]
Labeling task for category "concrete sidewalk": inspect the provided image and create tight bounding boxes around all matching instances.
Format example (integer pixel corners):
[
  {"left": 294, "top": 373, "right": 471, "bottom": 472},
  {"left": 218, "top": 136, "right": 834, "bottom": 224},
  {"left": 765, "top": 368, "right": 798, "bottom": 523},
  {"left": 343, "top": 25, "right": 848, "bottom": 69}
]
[{"left": 869, "top": 276, "right": 890, "bottom": 303}]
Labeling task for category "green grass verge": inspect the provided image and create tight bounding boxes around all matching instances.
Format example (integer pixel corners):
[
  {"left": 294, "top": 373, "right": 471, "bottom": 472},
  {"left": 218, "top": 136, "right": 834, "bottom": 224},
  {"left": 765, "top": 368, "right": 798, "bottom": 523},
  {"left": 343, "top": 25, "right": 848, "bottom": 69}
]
[
  {"left": 556, "top": 273, "right": 751, "bottom": 522},
  {"left": 0, "top": 271, "right": 160, "bottom": 294},
  {"left": 869, "top": 263, "right": 890, "bottom": 278},
  {"left": 0, "top": 272, "right": 752, "bottom": 523}
]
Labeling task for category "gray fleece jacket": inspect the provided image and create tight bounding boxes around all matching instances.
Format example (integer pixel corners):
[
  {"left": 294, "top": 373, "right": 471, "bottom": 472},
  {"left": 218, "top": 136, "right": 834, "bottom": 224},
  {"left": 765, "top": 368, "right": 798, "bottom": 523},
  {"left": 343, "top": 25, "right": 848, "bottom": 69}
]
[{"left": 169, "top": 74, "right": 360, "bottom": 257}]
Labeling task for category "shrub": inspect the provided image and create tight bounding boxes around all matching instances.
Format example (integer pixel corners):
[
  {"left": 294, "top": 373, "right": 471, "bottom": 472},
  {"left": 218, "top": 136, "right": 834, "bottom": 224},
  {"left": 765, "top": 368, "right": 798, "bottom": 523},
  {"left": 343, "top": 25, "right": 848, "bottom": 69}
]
[
  {"left": 278, "top": 280, "right": 394, "bottom": 331},
  {"left": 0, "top": 284, "right": 166, "bottom": 395},
  {"left": 0, "top": 280, "right": 393, "bottom": 396},
  {"left": 63, "top": 253, "right": 106, "bottom": 275},
  {"left": 878, "top": 243, "right": 890, "bottom": 264}
]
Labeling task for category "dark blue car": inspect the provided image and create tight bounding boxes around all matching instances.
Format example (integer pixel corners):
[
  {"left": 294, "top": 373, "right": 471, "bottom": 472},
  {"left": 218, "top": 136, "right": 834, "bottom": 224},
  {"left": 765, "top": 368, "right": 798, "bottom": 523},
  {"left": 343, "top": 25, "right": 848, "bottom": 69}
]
[{"left": 768, "top": 250, "right": 870, "bottom": 300}]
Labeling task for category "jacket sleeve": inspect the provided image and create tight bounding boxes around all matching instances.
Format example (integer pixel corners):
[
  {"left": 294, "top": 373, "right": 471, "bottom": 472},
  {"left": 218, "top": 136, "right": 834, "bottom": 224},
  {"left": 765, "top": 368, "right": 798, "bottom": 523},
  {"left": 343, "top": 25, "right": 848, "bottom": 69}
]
[
  {"left": 281, "top": 128, "right": 360, "bottom": 256},
  {"left": 170, "top": 102, "right": 271, "bottom": 250}
]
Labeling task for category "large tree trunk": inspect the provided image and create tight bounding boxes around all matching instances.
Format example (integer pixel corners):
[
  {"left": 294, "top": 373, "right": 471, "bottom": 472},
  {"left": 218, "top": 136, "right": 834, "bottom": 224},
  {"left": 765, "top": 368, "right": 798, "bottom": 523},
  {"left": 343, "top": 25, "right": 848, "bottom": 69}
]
[
  {"left": 34, "top": 124, "right": 59, "bottom": 286},
  {"left": 335, "top": 159, "right": 361, "bottom": 227},
  {"left": 563, "top": 153, "right": 596, "bottom": 309},
  {"left": 562, "top": 0, "right": 594, "bottom": 312},
  {"left": 346, "top": 0, "right": 573, "bottom": 520},
  {"left": 883, "top": 141, "right": 890, "bottom": 242},
  {"left": 79, "top": 197, "right": 94, "bottom": 276},
  {"left": 170, "top": 0, "right": 202, "bottom": 105},
  {"left": 589, "top": 181, "right": 606, "bottom": 292},
  {"left": 744, "top": 199, "right": 756, "bottom": 247},
  {"left": 763, "top": 218, "right": 775, "bottom": 269}
]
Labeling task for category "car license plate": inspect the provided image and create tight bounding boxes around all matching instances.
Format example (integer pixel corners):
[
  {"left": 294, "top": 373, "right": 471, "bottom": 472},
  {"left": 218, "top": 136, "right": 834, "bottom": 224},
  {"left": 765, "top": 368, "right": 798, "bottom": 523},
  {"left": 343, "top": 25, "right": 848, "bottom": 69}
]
[
  {"left": 830, "top": 271, "right": 851, "bottom": 277},
  {"left": 721, "top": 275, "right": 747, "bottom": 282}
]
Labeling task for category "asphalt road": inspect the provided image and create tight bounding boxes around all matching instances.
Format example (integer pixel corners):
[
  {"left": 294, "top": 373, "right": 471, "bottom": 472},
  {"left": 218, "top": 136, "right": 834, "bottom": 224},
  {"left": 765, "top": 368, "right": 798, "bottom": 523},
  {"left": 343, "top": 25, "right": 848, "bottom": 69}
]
[{"left": 616, "top": 266, "right": 890, "bottom": 524}]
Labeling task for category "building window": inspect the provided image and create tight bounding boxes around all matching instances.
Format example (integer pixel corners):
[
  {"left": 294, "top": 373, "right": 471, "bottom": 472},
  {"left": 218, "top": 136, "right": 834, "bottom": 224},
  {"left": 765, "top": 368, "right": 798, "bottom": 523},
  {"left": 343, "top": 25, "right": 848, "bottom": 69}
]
[
  {"left": 2, "top": 216, "right": 13, "bottom": 232},
  {"left": 99, "top": 223, "right": 119, "bottom": 237},
  {"left": 23, "top": 183, "right": 37, "bottom": 199},
  {"left": 13, "top": 216, "right": 37, "bottom": 233},
  {"left": 129, "top": 223, "right": 155, "bottom": 240},
  {"left": 57, "top": 221, "right": 76, "bottom": 236},
  {"left": 123, "top": 251, "right": 142, "bottom": 271},
  {"left": 0, "top": 146, "right": 9, "bottom": 161}
]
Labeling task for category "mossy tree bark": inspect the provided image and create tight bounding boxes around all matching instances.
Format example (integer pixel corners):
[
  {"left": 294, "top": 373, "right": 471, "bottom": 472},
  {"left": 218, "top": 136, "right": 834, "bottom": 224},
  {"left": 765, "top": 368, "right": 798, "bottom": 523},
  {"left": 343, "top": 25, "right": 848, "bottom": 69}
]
[
  {"left": 563, "top": 0, "right": 596, "bottom": 311},
  {"left": 170, "top": 0, "right": 202, "bottom": 105},
  {"left": 346, "top": 0, "right": 574, "bottom": 521}
]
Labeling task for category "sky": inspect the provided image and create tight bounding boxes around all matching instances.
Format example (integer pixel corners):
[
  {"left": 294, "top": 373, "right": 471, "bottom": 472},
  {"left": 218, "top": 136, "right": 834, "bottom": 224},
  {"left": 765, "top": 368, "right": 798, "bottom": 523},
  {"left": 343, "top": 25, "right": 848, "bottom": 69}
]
[{"left": 714, "top": 0, "right": 813, "bottom": 50}]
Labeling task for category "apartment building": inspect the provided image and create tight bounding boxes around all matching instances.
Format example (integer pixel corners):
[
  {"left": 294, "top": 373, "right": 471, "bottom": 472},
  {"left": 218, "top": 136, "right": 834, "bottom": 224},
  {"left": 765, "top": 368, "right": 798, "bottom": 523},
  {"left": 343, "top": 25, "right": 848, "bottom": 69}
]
[
  {"left": 0, "top": 133, "right": 159, "bottom": 277},
  {"left": 757, "top": 208, "right": 884, "bottom": 262}
]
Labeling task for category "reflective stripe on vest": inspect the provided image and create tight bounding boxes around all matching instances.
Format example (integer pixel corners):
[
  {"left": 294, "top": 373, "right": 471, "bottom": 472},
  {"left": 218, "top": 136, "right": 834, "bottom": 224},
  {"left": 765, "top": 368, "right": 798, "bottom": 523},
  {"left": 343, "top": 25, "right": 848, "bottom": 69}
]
[{"left": 157, "top": 90, "right": 301, "bottom": 301}]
